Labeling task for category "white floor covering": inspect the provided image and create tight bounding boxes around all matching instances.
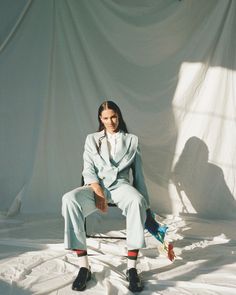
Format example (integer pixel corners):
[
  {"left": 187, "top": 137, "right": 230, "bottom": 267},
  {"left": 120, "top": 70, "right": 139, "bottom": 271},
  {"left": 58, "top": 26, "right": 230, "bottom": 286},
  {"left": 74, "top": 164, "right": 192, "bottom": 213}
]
[{"left": 0, "top": 212, "right": 236, "bottom": 295}]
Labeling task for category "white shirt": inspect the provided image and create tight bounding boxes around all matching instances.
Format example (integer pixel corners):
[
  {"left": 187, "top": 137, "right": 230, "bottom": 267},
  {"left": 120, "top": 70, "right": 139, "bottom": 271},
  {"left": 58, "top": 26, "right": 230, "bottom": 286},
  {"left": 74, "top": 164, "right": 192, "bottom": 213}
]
[{"left": 106, "top": 131, "right": 121, "bottom": 160}]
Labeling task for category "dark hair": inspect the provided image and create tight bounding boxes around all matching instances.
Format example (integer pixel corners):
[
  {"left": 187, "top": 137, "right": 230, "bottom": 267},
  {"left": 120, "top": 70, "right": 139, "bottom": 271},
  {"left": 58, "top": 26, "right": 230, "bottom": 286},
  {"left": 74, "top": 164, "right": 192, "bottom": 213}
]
[{"left": 97, "top": 100, "right": 128, "bottom": 133}]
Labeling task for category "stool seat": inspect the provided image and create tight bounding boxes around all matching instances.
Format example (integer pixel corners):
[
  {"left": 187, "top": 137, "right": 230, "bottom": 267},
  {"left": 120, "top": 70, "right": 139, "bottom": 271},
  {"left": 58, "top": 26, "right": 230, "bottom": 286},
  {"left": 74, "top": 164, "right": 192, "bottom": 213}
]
[
  {"left": 81, "top": 176, "right": 126, "bottom": 240},
  {"left": 85, "top": 203, "right": 126, "bottom": 240}
]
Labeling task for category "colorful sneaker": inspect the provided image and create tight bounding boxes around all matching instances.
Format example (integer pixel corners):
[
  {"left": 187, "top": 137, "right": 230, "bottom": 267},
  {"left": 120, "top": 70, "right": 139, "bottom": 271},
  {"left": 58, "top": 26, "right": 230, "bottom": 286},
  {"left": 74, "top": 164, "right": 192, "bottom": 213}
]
[
  {"left": 145, "top": 210, "right": 176, "bottom": 262},
  {"left": 145, "top": 210, "right": 168, "bottom": 244},
  {"left": 163, "top": 242, "right": 176, "bottom": 262},
  {"left": 154, "top": 224, "right": 168, "bottom": 244}
]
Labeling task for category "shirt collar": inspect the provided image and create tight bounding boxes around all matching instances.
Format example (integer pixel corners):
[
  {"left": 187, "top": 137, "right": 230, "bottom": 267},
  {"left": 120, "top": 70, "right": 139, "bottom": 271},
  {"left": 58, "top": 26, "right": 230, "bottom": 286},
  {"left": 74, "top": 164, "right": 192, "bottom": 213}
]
[{"left": 106, "top": 130, "right": 121, "bottom": 140}]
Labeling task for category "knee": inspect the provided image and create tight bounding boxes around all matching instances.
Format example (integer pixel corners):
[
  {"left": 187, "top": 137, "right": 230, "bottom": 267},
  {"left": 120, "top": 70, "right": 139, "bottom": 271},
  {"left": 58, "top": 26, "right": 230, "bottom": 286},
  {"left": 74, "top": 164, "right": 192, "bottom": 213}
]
[
  {"left": 62, "top": 191, "right": 74, "bottom": 206},
  {"left": 62, "top": 187, "right": 87, "bottom": 207},
  {"left": 62, "top": 190, "right": 84, "bottom": 217},
  {"left": 62, "top": 190, "right": 82, "bottom": 210}
]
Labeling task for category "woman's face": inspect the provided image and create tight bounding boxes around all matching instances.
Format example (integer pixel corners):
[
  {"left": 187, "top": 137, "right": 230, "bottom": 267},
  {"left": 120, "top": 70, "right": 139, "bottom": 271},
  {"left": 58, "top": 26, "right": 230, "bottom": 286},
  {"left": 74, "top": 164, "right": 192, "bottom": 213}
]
[{"left": 100, "top": 109, "right": 119, "bottom": 134}]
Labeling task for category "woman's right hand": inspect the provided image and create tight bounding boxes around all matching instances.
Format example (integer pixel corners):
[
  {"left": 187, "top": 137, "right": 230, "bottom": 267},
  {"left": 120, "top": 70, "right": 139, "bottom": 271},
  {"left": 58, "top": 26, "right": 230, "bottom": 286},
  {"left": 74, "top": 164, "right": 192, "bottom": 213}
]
[
  {"left": 90, "top": 183, "right": 108, "bottom": 213},
  {"left": 94, "top": 193, "right": 108, "bottom": 213}
]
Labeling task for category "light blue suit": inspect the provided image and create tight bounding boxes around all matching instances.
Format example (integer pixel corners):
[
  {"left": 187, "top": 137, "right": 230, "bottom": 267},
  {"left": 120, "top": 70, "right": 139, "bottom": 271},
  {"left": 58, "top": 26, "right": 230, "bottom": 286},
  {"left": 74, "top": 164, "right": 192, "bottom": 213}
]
[{"left": 62, "top": 130, "right": 150, "bottom": 250}]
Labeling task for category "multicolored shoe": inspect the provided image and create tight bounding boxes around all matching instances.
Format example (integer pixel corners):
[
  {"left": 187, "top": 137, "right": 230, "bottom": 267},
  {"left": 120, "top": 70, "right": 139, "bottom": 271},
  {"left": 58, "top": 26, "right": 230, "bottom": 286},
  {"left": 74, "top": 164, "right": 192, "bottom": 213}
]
[
  {"left": 145, "top": 210, "right": 168, "bottom": 243},
  {"left": 145, "top": 210, "right": 176, "bottom": 261},
  {"left": 145, "top": 222, "right": 168, "bottom": 244},
  {"left": 163, "top": 242, "right": 176, "bottom": 262}
]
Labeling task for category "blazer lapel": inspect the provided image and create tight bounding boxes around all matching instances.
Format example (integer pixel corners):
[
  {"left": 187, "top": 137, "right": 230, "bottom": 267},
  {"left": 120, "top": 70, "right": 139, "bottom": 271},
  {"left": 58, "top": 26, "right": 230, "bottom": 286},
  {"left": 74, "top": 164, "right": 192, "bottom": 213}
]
[
  {"left": 113, "top": 132, "right": 132, "bottom": 163},
  {"left": 93, "top": 130, "right": 134, "bottom": 165},
  {"left": 100, "top": 138, "right": 110, "bottom": 165},
  {"left": 94, "top": 130, "right": 111, "bottom": 165}
]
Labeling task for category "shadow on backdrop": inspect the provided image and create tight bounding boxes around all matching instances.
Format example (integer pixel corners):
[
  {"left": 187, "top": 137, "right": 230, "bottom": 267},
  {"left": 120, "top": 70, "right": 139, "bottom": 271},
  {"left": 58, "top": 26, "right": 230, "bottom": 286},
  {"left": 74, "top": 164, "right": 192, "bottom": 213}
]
[{"left": 171, "top": 136, "right": 236, "bottom": 219}]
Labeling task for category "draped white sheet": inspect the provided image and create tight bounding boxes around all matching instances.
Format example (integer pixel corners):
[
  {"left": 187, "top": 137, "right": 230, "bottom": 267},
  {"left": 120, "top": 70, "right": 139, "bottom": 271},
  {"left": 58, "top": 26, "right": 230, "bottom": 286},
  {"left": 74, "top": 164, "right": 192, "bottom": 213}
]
[
  {"left": 1, "top": 214, "right": 236, "bottom": 295},
  {"left": 0, "top": 0, "right": 236, "bottom": 219}
]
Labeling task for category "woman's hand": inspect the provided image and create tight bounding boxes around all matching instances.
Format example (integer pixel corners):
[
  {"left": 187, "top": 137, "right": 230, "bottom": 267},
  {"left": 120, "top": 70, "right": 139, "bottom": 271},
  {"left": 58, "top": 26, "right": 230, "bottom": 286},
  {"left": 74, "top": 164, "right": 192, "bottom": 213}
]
[
  {"left": 94, "top": 193, "right": 108, "bottom": 213},
  {"left": 90, "top": 183, "right": 108, "bottom": 213}
]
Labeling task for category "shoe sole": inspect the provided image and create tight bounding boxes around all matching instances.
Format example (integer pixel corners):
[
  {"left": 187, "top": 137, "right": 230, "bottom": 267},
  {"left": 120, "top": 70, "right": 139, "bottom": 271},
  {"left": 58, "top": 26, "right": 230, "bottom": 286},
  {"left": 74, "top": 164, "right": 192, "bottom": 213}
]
[{"left": 128, "top": 286, "right": 144, "bottom": 292}]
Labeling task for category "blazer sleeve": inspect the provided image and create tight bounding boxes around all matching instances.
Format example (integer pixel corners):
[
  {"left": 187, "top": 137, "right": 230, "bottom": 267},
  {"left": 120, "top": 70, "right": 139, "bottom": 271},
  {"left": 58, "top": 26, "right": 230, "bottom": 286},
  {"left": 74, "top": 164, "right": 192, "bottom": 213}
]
[
  {"left": 82, "top": 135, "right": 99, "bottom": 185},
  {"left": 131, "top": 145, "right": 150, "bottom": 207}
]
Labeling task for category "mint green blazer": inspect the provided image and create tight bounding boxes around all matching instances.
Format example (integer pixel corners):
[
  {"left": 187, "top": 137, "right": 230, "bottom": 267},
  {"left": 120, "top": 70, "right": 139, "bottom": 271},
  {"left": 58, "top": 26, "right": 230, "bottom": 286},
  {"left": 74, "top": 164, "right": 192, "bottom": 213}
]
[{"left": 82, "top": 130, "right": 150, "bottom": 205}]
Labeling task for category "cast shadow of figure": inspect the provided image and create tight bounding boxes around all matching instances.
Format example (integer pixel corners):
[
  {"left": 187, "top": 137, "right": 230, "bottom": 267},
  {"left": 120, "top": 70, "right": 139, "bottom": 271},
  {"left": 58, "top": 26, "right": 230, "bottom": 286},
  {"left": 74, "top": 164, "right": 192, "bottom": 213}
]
[{"left": 171, "top": 136, "right": 236, "bottom": 219}]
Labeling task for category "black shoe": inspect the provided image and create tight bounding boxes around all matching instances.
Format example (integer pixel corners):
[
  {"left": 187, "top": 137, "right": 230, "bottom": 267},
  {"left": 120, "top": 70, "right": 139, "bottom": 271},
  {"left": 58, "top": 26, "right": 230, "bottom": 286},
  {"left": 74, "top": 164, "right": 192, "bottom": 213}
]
[
  {"left": 126, "top": 268, "right": 144, "bottom": 292},
  {"left": 72, "top": 267, "right": 91, "bottom": 291}
]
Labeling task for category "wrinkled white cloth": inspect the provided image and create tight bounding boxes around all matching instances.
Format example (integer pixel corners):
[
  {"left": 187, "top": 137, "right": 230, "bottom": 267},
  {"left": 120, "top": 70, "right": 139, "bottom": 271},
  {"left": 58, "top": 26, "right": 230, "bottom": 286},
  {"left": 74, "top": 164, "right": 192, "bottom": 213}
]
[{"left": 1, "top": 214, "right": 236, "bottom": 294}]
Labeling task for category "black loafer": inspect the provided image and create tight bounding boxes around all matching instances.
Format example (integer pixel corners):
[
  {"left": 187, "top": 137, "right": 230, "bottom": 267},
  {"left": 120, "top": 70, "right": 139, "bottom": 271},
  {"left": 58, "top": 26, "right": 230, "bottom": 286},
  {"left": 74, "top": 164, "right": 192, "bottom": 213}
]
[
  {"left": 126, "top": 268, "right": 144, "bottom": 292},
  {"left": 72, "top": 267, "right": 91, "bottom": 291}
]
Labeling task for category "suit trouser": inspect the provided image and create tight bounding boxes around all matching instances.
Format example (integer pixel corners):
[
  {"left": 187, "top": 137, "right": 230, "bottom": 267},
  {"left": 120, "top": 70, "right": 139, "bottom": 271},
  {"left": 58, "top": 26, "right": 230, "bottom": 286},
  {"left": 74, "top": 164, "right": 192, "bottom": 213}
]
[{"left": 62, "top": 182, "right": 148, "bottom": 250}]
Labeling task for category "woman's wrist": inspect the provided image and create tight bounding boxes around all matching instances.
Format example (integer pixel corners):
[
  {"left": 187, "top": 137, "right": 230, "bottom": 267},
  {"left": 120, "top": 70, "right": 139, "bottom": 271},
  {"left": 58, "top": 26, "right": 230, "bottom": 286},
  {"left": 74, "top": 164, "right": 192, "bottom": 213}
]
[{"left": 90, "top": 182, "right": 104, "bottom": 196}]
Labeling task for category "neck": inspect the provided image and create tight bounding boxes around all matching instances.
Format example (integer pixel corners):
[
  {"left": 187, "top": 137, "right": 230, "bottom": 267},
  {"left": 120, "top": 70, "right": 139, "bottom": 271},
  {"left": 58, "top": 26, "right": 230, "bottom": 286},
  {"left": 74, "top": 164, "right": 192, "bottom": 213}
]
[{"left": 105, "top": 129, "right": 119, "bottom": 135}]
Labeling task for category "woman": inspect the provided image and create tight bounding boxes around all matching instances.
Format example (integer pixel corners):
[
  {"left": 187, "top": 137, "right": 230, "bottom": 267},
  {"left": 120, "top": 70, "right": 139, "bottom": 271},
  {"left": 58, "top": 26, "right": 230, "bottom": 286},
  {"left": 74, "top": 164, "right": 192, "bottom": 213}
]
[{"left": 62, "top": 100, "right": 174, "bottom": 292}]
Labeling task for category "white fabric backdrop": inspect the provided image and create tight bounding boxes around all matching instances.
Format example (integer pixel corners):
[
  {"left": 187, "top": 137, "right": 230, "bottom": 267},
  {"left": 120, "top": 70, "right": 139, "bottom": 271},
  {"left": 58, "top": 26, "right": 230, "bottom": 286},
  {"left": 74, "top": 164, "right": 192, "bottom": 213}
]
[{"left": 0, "top": 0, "right": 236, "bottom": 218}]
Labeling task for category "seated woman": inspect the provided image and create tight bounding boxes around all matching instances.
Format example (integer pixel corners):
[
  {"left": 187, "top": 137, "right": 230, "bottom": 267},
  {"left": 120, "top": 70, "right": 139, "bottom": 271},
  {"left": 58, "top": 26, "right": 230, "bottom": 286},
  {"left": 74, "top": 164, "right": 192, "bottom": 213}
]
[{"left": 62, "top": 100, "right": 175, "bottom": 292}]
